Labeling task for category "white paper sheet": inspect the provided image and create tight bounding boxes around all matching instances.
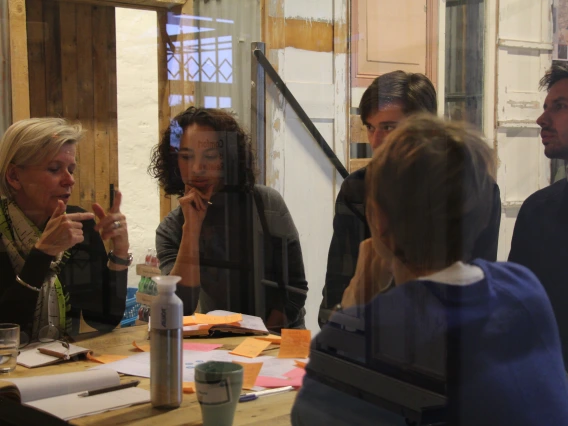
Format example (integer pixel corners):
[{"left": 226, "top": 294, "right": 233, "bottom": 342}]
[
  {"left": 26, "top": 387, "right": 150, "bottom": 420},
  {"left": 91, "top": 350, "right": 274, "bottom": 382},
  {"left": 9, "top": 369, "right": 120, "bottom": 403},
  {"left": 207, "top": 310, "right": 269, "bottom": 333}
]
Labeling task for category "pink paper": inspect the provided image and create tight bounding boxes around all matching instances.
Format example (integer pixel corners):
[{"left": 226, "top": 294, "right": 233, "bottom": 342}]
[
  {"left": 255, "top": 375, "right": 304, "bottom": 388},
  {"left": 183, "top": 343, "right": 223, "bottom": 352},
  {"left": 284, "top": 368, "right": 306, "bottom": 379}
]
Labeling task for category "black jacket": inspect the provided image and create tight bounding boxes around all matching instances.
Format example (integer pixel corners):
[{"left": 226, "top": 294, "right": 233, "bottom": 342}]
[
  {"left": 0, "top": 205, "right": 127, "bottom": 337},
  {"left": 319, "top": 167, "right": 502, "bottom": 326},
  {"left": 509, "top": 178, "right": 568, "bottom": 366}
]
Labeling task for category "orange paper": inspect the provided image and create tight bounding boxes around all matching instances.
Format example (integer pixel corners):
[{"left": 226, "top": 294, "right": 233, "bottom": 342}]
[
  {"left": 86, "top": 352, "right": 129, "bottom": 364},
  {"left": 278, "top": 329, "right": 311, "bottom": 359},
  {"left": 294, "top": 360, "right": 307, "bottom": 368},
  {"left": 183, "top": 382, "right": 195, "bottom": 394},
  {"left": 183, "top": 316, "right": 197, "bottom": 326},
  {"left": 233, "top": 361, "right": 263, "bottom": 389},
  {"left": 194, "top": 313, "right": 243, "bottom": 325},
  {"left": 132, "top": 341, "right": 150, "bottom": 352},
  {"left": 229, "top": 337, "right": 271, "bottom": 358},
  {"left": 255, "top": 335, "right": 282, "bottom": 344}
]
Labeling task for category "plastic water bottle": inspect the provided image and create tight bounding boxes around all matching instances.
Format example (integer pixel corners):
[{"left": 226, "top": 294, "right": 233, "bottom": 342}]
[{"left": 150, "top": 275, "right": 183, "bottom": 408}]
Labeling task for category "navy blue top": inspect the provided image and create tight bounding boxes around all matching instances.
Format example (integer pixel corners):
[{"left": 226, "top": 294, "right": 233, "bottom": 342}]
[{"left": 294, "top": 260, "right": 568, "bottom": 426}]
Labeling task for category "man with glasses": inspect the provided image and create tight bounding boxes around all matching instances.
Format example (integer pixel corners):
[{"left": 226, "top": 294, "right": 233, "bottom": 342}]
[
  {"left": 509, "top": 63, "right": 568, "bottom": 367},
  {"left": 318, "top": 71, "right": 502, "bottom": 326}
]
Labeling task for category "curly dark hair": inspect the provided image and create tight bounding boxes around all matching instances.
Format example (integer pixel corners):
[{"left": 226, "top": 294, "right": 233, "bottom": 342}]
[
  {"left": 148, "top": 107, "right": 256, "bottom": 196},
  {"left": 539, "top": 63, "right": 568, "bottom": 91}
]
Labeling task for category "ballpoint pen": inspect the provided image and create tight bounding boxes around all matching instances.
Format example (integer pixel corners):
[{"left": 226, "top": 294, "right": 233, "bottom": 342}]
[
  {"left": 238, "top": 386, "right": 294, "bottom": 403},
  {"left": 78, "top": 380, "right": 140, "bottom": 397}
]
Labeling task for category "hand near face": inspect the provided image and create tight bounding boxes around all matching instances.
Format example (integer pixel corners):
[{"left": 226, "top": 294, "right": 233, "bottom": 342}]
[
  {"left": 179, "top": 185, "right": 214, "bottom": 236},
  {"left": 35, "top": 200, "right": 95, "bottom": 256},
  {"left": 341, "top": 238, "right": 393, "bottom": 309},
  {"left": 92, "top": 190, "right": 130, "bottom": 257}
]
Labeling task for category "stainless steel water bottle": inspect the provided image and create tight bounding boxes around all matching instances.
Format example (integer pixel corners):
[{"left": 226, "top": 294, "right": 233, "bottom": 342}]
[{"left": 150, "top": 275, "right": 183, "bottom": 408}]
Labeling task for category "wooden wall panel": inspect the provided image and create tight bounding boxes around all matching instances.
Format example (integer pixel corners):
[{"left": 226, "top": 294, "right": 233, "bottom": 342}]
[{"left": 26, "top": 0, "right": 118, "bottom": 214}]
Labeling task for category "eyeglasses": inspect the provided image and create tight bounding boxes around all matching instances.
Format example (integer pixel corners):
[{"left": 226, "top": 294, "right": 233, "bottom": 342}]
[{"left": 19, "top": 324, "right": 71, "bottom": 360}]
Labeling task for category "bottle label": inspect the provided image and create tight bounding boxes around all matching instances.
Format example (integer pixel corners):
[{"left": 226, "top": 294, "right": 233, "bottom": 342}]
[
  {"left": 151, "top": 297, "right": 183, "bottom": 330},
  {"left": 196, "top": 379, "right": 230, "bottom": 405}
]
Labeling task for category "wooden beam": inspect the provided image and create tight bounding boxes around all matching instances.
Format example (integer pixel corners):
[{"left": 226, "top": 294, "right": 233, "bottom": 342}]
[
  {"left": 264, "top": 17, "right": 333, "bottom": 52},
  {"left": 350, "top": 158, "right": 370, "bottom": 173},
  {"left": 350, "top": 114, "right": 367, "bottom": 144},
  {"left": 51, "top": 0, "right": 185, "bottom": 11},
  {"left": 8, "top": 0, "right": 30, "bottom": 121}
]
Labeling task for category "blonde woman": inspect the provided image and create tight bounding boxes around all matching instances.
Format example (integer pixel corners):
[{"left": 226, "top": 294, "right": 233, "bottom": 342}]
[{"left": 0, "top": 118, "right": 130, "bottom": 341}]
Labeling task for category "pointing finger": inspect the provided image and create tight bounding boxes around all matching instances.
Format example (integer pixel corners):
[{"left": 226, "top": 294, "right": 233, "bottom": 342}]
[{"left": 110, "top": 190, "right": 122, "bottom": 214}]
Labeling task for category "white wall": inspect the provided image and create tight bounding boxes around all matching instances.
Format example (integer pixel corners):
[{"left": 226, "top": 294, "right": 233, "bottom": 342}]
[
  {"left": 265, "top": 0, "right": 348, "bottom": 333},
  {"left": 115, "top": 8, "right": 160, "bottom": 287}
]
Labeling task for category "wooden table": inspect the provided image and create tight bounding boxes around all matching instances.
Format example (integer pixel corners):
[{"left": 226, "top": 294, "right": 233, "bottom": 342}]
[{"left": 7, "top": 326, "right": 296, "bottom": 425}]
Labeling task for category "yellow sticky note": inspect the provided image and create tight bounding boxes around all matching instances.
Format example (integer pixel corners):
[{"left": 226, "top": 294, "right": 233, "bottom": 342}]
[
  {"left": 255, "top": 335, "right": 282, "bottom": 344},
  {"left": 230, "top": 337, "right": 271, "bottom": 358},
  {"left": 86, "top": 352, "right": 129, "bottom": 364},
  {"left": 278, "top": 329, "right": 311, "bottom": 359},
  {"left": 183, "top": 382, "right": 195, "bottom": 394},
  {"left": 132, "top": 341, "right": 150, "bottom": 352},
  {"left": 233, "top": 361, "right": 263, "bottom": 389},
  {"left": 194, "top": 313, "right": 243, "bottom": 325},
  {"left": 294, "top": 360, "right": 307, "bottom": 369}
]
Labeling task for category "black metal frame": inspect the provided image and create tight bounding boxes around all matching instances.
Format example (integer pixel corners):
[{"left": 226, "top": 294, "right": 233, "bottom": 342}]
[{"left": 252, "top": 47, "right": 349, "bottom": 179}]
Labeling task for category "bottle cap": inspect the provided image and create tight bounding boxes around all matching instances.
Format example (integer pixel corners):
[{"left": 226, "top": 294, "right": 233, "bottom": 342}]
[{"left": 153, "top": 275, "right": 181, "bottom": 292}]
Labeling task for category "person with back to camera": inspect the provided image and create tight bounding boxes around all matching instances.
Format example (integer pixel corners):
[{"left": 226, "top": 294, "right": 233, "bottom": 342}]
[
  {"left": 0, "top": 118, "right": 130, "bottom": 342},
  {"left": 319, "top": 70, "right": 502, "bottom": 326},
  {"left": 149, "top": 107, "right": 308, "bottom": 332},
  {"left": 292, "top": 115, "right": 568, "bottom": 425}
]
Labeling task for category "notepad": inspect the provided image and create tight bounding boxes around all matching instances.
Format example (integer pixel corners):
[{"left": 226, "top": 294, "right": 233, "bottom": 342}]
[
  {"left": 0, "top": 370, "right": 150, "bottom": 420},
  {"left": 230, "top": 338, "right": 271, "bottom": 358},
  {"left": 17, "top": 341, "right": 90, "bottom": 368},
  {"left": 278, "top": 329, "right": 311, "bottom": 359},
  {"left": 233, "top": 361, "right": 263, "bottom": 389},
  {"left": 27, "top": 387, "right": 150, "bottom": 420}
]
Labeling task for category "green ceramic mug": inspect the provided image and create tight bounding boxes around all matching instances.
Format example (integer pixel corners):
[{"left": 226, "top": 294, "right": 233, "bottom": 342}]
[{"left": 195, "top": 361, "right": 244, "bottom": 426}]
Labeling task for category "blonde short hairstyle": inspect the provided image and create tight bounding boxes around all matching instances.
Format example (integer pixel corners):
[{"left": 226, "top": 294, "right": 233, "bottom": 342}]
[
  {"left": 0, "top": 117, "right": 83, "bottom": 199},
  {"left": 366, "top": 114, "right": 496, "bottom": 271}
]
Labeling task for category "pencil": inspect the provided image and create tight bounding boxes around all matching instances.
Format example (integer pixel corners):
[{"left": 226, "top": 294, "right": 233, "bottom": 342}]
[{"left": 78, "top": 380, "right": 140, "bottom": 397}]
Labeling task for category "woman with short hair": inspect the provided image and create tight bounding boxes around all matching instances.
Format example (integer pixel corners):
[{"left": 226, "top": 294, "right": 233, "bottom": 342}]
[{"left": 0, "top": 117, "right": 130, "bottom": 340}]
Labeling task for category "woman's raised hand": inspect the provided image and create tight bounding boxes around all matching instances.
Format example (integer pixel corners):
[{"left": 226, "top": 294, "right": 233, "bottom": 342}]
[
  {"left": 179, "top": 185, "right": 214, "bottom": 236},
  {"left": 93, "top": 190, "right": 130, "bottom": 257},
  {"left": 35, "top": 200, "right": 95, "bottom": 256}
]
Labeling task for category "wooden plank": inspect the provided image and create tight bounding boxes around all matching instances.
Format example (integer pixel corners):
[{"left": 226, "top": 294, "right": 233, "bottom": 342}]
[
  {"left": 107, "top": 7, "right": 119, "bottom": 197},
  {"left": 76, "top": 3, "right": 95, "bottom": 210},
  {"left": 8, "top": 0, "right": 30, "bottom": 120},
  {"left": 59, "top": 3, "right": 80, "bottom": 206},
  {"left": 53, "top": 0, "right": 185, "bottom": 10},
  {"left": 262, "top": 17, "right": 333, "bottom": 52},
  {"left": 92, "top": 5, "right": 110, "bottom": 214},
  {"left": 350, "top": 114, "right": 367, "bottom": 143},
  {"left": 350, "top": 158, "right": 370, "bottom": 172},
  {"left": 426, "top": 0, "right": 439, "bottom": 89},
  {"left": 59, "top": 3, "right": 78, "bottom": 119},
  {"left": 25, "top": 0, "right": 47, "bottom": 117},
  {"left": 43, "top": 0, "right": 63, "bottom": 117}
]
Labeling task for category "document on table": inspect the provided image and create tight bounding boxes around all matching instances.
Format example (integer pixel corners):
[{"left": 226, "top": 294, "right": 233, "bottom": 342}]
[{"left": 91, "top": 350, "right": 274, "bottom": 383}]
